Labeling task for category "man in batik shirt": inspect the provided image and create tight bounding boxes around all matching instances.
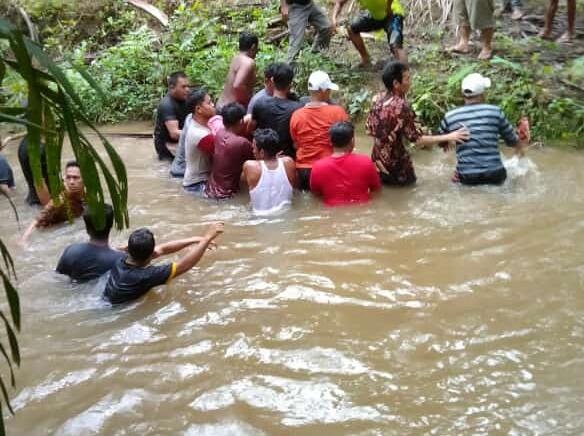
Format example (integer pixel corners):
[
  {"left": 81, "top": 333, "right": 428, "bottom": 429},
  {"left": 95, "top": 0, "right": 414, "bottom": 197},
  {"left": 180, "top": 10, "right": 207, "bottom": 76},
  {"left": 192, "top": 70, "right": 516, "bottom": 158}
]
[{"left": 366, "top": 62, "right": 469, "bottom": 186}]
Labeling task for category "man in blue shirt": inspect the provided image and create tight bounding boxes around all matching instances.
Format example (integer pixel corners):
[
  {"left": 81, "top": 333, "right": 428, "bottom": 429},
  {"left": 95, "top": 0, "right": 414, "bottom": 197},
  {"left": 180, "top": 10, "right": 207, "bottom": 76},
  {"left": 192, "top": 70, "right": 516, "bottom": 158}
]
[{"left": 439, "top": 73, "right": 529, "bottom": 185}]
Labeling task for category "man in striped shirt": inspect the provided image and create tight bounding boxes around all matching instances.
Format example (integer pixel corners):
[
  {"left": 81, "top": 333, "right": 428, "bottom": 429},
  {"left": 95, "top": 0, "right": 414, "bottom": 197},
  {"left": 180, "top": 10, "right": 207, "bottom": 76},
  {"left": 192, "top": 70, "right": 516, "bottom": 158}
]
[{"left": 439, "top": 73, "right": 529, "bottom": 186}]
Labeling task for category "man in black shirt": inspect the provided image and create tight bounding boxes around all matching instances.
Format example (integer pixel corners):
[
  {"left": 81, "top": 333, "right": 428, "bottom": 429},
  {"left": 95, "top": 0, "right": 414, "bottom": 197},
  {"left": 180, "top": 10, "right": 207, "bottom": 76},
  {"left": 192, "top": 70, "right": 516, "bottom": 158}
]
[
  {"left": 154, "top": 71, "right": 190, "bottom": 161},
  {"left": 56, "top": 204, "right": 124, "bottom": 281},
  {"left": 281, "top": 0, "right": 332, "bottom": 63},
  {"left": 0, "top": 153, "right": 15, "bottom": 196},
  {"left": 104, "top": 222, "right": 224, "bottom": 305},
  {"left": 252, "top": 63, "right": 302, "bottom": 158}
]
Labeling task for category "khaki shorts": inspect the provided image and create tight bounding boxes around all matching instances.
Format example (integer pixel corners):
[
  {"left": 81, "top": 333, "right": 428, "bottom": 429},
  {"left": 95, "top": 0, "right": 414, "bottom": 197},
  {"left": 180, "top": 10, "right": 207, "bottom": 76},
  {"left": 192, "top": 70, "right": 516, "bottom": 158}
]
[{"left": 455, "top": 0, "right": 495, "bottom": 30}]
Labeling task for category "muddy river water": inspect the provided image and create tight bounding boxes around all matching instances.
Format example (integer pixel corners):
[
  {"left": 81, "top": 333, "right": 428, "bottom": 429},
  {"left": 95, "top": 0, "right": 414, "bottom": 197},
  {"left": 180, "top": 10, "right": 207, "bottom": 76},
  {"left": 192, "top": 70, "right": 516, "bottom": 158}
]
[{"left": 1, "top": 129, "right": 583, "bottom": 435}]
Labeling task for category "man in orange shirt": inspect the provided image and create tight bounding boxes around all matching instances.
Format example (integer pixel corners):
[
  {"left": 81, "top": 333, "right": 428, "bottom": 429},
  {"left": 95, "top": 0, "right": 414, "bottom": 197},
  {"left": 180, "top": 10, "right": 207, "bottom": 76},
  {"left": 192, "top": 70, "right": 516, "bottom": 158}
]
[{"left": 290, "top": 71, "right": 349, "bottom": 190}]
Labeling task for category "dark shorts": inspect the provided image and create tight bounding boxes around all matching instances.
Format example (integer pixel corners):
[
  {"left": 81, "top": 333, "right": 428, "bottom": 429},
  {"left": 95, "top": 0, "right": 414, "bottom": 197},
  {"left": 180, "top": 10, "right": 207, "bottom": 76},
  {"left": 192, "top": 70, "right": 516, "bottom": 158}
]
[
  {"left": 458, "top": 167, "right": 507, "bottom": 186},
  {"left": 379, "top": 169, "right": 416, "bottom": 186},
  {"left": 349, "top": 12, "right": 404, "bottom": 49},
  {"left": 297, "top": 168, "right": 312, "bottom": 191}
]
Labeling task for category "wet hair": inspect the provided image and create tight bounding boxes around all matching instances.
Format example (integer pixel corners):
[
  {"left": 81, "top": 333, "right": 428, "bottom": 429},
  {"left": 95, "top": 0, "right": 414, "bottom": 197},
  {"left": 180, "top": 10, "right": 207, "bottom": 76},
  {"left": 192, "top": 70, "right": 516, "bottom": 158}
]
[
  {"left": 272, "top": 63, "right": 294, "bottom": 91},
  {"left": 65, "top": 160, "right": 79, "bottom": 170},
  {"left": 254, "top": 128, "right": 281, "bottom": 157},
  {"left": 221, "top": 102, "right": 246, "bottom": 128},
  {"left": 264, "top": 62, "right": 279, "bottom": 80},
  {"left": 83, "top": 204, "right": 114, "bottom": 241},
  {"left": 329, "top": 121, "right": 354, "bottom": 148},
  {"left": 186, "top": 87, "right": 208, "bottom": 113},
  {"left": 239, "top": 32, "right": 258, "bottom": 51},
  {"left": 128, "top": 228, "right": 155, "bottom": 263},
  {"left": 382, "top": 61, "right": 409, "bottom": 91},
  {"left": 167, "top": 71, "right": 187, "bottom": 88}
]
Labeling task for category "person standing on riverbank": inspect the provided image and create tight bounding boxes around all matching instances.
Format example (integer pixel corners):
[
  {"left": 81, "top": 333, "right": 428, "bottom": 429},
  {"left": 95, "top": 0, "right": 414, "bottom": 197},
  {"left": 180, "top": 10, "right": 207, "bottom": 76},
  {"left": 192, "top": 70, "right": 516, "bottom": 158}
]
[
  {"left": 540, "top": 0, "right": 576, "bottom": 42},
  {"left": 281, "top": 0, "right": 332, "bottom": 63},
  {"left": 439, "top": 73, "right": 529, "bottom": 185},
  {"left": 366, "top": 62, "right": 469, "bottom": 186},
  {"left": 290, "top": 71, "right": 349, "bottom": 190},
  {"left": 217, "top": 32, "right": 258, "bottom": 112},
  {"left": 310, "top": 121, "right": 381, "bottom": 206},
  {"left": 496, "top": 0, "right": 524, "bottom": 20},
  {"left": 449, "top": 0, "right": 495, "bottom": 59},
  {"left": 154, "top": 72, "right": 190, "bottom": 161},
  {"left": 104, "top": 222, "right": 224, "bottom": 304},
  {"left": 332, "top": 0, "right": 407, "bottom": 66}
]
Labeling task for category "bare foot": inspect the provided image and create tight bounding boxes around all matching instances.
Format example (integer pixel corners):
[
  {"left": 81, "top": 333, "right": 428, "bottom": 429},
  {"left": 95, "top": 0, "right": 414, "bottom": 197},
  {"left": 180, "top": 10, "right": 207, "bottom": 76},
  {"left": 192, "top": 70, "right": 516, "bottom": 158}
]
[
  {"left": 511, "top": 8, "right": 524, "bottom": 20},
  {"left": 478, "top": 48, "right": 492, "bottom": 60},
  {"left": 556, "top": 32, "right": 574, "bottom": 43},
  {"left": 538, "top": 29, "right": 553, "bottom": 40},
  {"left": 448, "top": 42, "right": 471, "bottom": 54},
  {"left": 357, "top": 58, "right": 372, "bottom": 69}
]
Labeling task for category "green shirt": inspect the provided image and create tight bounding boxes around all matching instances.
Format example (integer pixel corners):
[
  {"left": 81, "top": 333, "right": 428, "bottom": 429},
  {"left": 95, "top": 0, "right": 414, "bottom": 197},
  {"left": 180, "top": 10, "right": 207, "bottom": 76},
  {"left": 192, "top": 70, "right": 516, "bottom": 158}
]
[{"left": 358, "top": 0, "right": 405, "bottom": 20}]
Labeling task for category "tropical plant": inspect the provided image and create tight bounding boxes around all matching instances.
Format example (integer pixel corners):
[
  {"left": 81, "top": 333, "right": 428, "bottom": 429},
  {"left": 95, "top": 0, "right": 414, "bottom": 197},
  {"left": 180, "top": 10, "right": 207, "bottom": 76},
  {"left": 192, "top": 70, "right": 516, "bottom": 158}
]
[{"left": 0, "top": 17, "right": 128, "bottom": 435}]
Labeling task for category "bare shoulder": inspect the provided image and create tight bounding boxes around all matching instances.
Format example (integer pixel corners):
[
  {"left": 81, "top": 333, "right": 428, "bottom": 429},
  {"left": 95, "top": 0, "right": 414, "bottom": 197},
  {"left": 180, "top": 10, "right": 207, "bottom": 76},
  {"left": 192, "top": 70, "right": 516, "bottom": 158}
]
[{"left": 282, "top": 156, "right": 296, "bottom": 168}]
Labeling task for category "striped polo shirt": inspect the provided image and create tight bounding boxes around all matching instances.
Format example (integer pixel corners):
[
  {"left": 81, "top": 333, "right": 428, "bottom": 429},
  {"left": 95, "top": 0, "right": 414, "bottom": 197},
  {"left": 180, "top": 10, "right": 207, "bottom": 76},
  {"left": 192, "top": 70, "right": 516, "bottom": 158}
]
[{"left": 439, "top": 104, "right": 519, "bottom": 176}]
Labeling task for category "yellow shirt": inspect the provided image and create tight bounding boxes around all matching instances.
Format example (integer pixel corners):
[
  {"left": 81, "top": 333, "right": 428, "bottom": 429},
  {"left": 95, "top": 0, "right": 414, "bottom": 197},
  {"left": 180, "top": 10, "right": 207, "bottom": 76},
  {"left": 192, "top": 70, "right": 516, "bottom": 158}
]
[
  {"left": 391, "top": 0, "right": 405, "bottom": 16},
  {"left": 358, "top": 0, "right": 405, "bottom": 19}
]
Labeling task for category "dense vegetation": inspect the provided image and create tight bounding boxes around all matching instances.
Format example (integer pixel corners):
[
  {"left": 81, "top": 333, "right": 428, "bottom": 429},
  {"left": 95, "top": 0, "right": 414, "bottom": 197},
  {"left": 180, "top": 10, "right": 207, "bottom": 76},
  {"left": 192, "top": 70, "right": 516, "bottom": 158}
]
[{"left": 1, "top": 0, "right": 583, "bottom": 145}]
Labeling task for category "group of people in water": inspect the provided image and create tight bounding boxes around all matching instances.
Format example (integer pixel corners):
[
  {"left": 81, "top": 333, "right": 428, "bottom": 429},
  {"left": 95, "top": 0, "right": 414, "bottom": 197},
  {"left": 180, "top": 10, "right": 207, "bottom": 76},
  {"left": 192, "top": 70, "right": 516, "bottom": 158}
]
[{"left": 3, "top": 0, "right": 560, "bottom": 306}]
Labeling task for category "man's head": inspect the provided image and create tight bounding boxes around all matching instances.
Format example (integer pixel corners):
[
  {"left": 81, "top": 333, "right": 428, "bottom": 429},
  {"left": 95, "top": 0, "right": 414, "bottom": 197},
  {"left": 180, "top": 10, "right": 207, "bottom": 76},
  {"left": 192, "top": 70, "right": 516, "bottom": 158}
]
[
  {"left": 239, "top": 32, "right": 259, "bottom": 58},
  {"left": 329, "top": 121, "right": 355, "bottom": 151},
  {"left": 128, "top": 228, "right": 156, "bottom": 265},
  {"left": 263, "top": 63, "right": 279, "bottom": 95},
  {"left": 168, "top": 72, "right": 190, "bottom": 101},
  {"left": 221, "top": 102, "right": 246, "bottom": 134},
  {"left": 83, "top": 204, "right": 114, "bottom": 242},
  {"left": 187, "top": 88, "right": 215, "bottom": 121},
  {"left": 253, "top": 128, "right": 281, "bottom": 159},
  {"left": 382, "top": 61, "right": 410, "bottom": 95},
  {"left": 308, "top": 70, "right": 339, "bottom": 102},
  {"left": 64, "top": 160, "right": 83, "bottom": 194},
  {"left": 461, "top": 73, "right": 490, "bottom": 102},
  {"left": 272, "top": 63, "right": 294, "bottom": 93}
]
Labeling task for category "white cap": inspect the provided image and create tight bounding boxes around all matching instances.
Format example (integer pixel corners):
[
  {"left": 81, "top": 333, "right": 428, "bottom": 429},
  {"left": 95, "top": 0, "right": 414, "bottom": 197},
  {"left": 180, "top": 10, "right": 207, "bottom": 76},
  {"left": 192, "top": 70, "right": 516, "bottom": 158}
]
[
  {"left": 308, "top": 70, "right": 339, "bottom": 92},
  {"left": 461, "top": 73, "right": 491, "bottom": 97}
]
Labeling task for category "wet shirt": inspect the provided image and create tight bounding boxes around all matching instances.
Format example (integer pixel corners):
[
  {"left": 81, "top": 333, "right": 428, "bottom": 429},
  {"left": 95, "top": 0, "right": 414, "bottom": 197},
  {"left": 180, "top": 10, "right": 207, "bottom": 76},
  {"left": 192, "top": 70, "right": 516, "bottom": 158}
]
[
  {"left": 56, "top": 243, "right": 124, "bottom": 282},
  {"left": 36, "top": 191, "right": 85, "bottom": 228},
  {"left": 366, "top": 92, "right": 422, "bottom": 185},
  {"left": 439, "top": 103, "right": 518, "bottom": 177},
  {"left": 0, "top": 154, "right": 15, "bottom": 188},
  {"left": 247, "top": 88, "right": 269, "bottom": 115},
  {"left": 104, "top": 258, "right": 177, "bottom": 304},
  {"left": 252, "top": 96, "right": 303, "bottom": 157},
  {"left": 310, "top": 153, "right": 381, "bottom": 206},
  {"left": 290, "top": 105, "right": 349, "bottom": 169},
  {"left": 205, "top": 129, "right": 254, "bottom": 199},
  {"left": 154, "top": 94, "right": 189, "bottom": 160},
  {"left": 183, "top": 119, "right": 214, "bottom": 187}
]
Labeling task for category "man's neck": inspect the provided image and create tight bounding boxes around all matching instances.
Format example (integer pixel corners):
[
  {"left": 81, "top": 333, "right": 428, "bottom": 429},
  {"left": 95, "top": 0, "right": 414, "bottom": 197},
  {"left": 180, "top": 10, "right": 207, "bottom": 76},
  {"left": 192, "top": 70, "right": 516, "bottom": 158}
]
[
  {"left": 89, "top": 238, "right": 109, "bottom": 247},
  {"left": 193, "top": 114, "right": 210, "bottom": 125},
  {"left": 331, "top": 147, "right": 351, "bottom": 156},
  {"left": 273, "top": 89, "right": 288, "bottom": 99}
]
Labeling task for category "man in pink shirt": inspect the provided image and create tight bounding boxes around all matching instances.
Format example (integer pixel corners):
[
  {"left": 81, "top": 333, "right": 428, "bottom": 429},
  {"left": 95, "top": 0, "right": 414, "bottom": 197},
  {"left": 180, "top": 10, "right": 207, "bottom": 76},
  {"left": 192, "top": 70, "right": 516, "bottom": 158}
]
[{"left": 310, "top": 121, "right": 381, "bottom": 206}]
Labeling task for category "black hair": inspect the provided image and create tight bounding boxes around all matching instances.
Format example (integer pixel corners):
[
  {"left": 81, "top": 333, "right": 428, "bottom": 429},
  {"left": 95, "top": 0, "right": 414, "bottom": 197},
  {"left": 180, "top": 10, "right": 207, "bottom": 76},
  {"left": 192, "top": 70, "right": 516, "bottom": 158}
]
[
  {"left": 83, "top": 204, "right": 114, "bottom": 241},
  {"left": 128, "top": 228, "right": 155, "bottom": 264},
  {"left": 382, "top": 61, "right": 409, "bottom": 91},
  {"left": 264, "top": 62, "right": 278, "bottom": 80},
  {"left": 329, "top": 121, "right": 354, "bottom": 148},
  {"left": 186, "top": 87, "right": 208, "bottom": 113},
  {"left": 253, "top": 128, "right": 281, "bottom": 157},
  {"left": 272, "top": 63, "right": 294, "bottom": 91},
  {"left": 221, "top": 102, "right": 246, "bottom": 128},
  {"left": 167, "top": 71, "right": 187, "bottom": 88},
  {"left": 65, "top": 160, "right": 79, "bottom": 169},
  {"left": 239, "top": 32, "right": 258, "bottom": 51}
]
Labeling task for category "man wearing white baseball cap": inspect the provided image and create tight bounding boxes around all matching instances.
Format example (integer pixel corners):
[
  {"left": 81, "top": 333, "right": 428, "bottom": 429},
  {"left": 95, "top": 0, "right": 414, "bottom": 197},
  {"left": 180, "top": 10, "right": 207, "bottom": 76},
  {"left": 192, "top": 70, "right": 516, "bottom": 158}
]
[
  {"left": 438, "top": 72, "right": 530, "bottom": 185},
  {"left": 290, "top": 71, "right": 349, "bottom": 190}
]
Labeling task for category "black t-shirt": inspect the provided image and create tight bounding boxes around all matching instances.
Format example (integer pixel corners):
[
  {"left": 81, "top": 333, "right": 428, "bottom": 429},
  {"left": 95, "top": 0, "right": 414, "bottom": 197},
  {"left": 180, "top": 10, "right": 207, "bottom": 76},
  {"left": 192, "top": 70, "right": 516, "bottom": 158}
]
[
  {"left": 0, "top": 155, "right": 14, "bottom": 188},
  {"left": 287, "top": 0, "right": 311, "bottom": 5},
  {"left": 56, "top": 243, "right": 125, "bottom": 282},
  {"left": 103, "top": 257, "right": 176, "bottom": 304},
  {"left": 154, "top": 94, "right": 188, "bottom": 161},
  {"left": 252, "top": 96, "right": 302, "bottom": 157}
]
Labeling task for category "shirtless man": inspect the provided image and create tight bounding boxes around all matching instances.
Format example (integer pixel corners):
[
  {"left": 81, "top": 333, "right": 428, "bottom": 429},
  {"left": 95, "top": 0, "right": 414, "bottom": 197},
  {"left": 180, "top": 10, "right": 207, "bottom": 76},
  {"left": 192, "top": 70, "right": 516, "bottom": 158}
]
[{"left": 216, "top": 32, "right": 259, "bottom": 112}]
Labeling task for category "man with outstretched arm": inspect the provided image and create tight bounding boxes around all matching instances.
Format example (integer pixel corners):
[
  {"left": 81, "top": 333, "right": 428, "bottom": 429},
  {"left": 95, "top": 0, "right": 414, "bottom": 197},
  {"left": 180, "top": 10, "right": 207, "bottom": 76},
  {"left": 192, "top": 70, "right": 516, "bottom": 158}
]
[{"left": 104, "top": 222, "right": 224, "bottom": 304}]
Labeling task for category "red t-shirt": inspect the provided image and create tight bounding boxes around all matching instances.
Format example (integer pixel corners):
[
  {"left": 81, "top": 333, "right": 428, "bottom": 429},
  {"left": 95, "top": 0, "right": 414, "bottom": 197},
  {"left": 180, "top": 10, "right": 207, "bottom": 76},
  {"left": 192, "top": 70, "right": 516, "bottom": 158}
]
[
  {"left": 290, "top": 105, "right": 349, "bottom": 168},
  {"left": 310, "top": 153, "right": 381, "bottom": 206}
]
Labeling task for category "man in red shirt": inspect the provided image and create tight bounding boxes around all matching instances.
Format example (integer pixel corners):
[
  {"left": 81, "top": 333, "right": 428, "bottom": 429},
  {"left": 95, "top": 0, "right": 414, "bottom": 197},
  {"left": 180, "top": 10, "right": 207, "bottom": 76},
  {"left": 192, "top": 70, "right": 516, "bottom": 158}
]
[
  {"left": 290, "top": 70, "right": 349, "bottom": 190},
  {"left": 205, "top": 103, "right": 254, "bottom": 199},
  {"left": 310, "top": 121, "right": 381, "bottom": 206}
]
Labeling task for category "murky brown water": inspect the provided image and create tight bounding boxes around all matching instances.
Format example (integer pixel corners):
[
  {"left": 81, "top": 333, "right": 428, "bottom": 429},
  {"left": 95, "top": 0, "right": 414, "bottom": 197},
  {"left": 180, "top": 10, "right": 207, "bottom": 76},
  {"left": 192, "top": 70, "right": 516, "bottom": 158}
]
[{"left": 1, "top": 127, "right": 583, "bottom": 435}]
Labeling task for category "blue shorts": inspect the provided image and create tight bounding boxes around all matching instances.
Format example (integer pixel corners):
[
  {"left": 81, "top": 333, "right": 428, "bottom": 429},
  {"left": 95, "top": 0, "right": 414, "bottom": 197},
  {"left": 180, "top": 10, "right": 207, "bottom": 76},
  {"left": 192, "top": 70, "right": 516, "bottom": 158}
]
[{"left": 350, "top": 12, "right": 404, "bottom": 49}]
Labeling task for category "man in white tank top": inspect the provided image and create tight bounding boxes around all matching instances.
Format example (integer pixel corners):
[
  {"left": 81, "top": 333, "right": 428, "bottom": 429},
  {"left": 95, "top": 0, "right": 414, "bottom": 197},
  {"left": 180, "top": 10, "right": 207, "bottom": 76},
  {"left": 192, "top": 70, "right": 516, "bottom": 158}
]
[{"left": 243, "top": 129, "right": 296, "bottom": 215}]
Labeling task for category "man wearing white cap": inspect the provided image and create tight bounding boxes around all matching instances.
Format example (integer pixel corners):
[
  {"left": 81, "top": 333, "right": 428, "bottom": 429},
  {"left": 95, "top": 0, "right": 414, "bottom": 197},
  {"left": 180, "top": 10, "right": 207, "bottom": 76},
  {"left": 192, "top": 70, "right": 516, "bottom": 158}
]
[
  {"left": 290, "top": 71, "right": 349, "bottom": 190},
  {"left": 438, "top": 73, "right": 529, "bottom": 185}
]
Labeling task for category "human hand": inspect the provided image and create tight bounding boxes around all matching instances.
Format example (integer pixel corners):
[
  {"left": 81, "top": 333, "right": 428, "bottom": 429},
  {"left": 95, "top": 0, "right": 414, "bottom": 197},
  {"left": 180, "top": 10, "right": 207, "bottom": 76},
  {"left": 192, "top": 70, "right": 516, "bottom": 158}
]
[
  {"left": 204, "top": 222, "right": 224, "bottom": 241},
  {"left": 281, "top": 4, "right": 289, "bottom": 23},
  {"left": 449, "top": 127, "right": 470, "bottom": 144}
]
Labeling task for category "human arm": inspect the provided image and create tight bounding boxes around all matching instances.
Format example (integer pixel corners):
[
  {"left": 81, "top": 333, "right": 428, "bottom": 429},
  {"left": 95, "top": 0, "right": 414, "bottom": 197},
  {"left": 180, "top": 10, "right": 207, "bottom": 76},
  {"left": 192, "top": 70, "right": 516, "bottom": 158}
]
[
  {"left": 164, "top": 120, "right": 181, "bottom": 142},
  {"left": 283, "top": 156, "right": 297, "bottom": 188},
  {"left": 174, "top": 222, "right": 224, "bottom": 277},
  {"left": 19, "top": 219, "right": 38, "bottom": 245},
  {"left": 197, "top": 134, "right": 215, "bottom": 155},
  {"left": 152, "top": 235, "right": 216, "bottom": 259},
  {"left": 280, "top": 0, "right": 289, "bottom": 22},
  {"left": 332, "top": 0, "right": 349, "bottom": 29},
  {"left": 414, "top": 128, "right": 470, "bottom": 148}
]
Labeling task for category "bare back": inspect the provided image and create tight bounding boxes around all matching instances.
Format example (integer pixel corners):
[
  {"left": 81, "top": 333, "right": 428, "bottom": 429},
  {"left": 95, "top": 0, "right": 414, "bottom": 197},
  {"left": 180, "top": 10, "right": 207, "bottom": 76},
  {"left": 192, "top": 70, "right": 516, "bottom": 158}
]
[{"left": 217, "top": 53, "right": 256, "bottom": 110}]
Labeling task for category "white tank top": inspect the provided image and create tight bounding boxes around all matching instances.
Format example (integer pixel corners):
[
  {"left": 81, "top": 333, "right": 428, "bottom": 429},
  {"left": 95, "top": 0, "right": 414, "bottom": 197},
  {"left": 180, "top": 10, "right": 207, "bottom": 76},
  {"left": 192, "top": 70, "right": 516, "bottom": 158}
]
[{"left": 249, "top": 158, "right": 293, "bottom": 215}]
